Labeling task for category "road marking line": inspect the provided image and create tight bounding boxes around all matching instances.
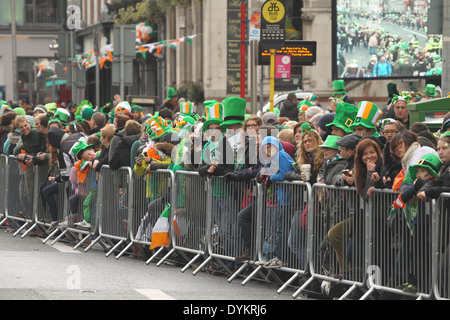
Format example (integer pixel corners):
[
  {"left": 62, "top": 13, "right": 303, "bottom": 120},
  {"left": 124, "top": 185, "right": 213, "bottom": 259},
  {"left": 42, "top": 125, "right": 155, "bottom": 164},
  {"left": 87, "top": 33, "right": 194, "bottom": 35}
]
[{"left": 135, "top": 289, "right": 175, "bottom": 300}]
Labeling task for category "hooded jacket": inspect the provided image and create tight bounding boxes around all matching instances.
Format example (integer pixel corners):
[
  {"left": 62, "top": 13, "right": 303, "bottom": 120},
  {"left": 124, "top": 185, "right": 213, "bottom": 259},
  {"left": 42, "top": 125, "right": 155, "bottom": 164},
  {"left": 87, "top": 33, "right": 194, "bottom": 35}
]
[
  {"left": 259, "top": 136, "right": 295, "bottom": 206},
  {"left": 47, "top": 127, "right": 87, "bottom": 182},
  {"left": 109, "top": 130, "right": 142, "bottom": 170}
]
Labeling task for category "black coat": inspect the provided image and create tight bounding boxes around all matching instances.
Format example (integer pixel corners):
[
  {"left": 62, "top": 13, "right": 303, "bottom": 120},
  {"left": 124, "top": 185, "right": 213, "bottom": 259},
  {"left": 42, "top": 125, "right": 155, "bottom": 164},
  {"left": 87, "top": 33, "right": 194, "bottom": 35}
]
[{"left": 109, "top": 131, "right": 141, "bottom": 170}]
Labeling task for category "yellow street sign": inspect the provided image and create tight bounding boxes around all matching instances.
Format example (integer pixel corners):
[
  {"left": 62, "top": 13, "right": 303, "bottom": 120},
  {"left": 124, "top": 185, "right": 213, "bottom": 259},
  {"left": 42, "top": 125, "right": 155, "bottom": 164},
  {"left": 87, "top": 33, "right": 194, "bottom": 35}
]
[{"left": 262, "top": 0, "right": 286, "bottom": 24}]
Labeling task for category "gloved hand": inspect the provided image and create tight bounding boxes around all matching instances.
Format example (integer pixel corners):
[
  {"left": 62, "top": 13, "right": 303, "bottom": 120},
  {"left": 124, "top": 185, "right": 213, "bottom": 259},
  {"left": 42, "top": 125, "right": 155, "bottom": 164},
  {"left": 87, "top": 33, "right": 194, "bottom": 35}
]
[{"left": 224, "top": 172, "right": 238, "bottom": 183}]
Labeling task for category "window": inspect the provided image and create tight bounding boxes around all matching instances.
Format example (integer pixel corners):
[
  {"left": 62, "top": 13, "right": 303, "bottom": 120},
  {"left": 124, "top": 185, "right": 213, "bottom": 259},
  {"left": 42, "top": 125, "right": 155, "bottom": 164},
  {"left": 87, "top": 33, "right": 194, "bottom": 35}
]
[{"left": 24, "top": 0, "right": 60, "bottom": 25}]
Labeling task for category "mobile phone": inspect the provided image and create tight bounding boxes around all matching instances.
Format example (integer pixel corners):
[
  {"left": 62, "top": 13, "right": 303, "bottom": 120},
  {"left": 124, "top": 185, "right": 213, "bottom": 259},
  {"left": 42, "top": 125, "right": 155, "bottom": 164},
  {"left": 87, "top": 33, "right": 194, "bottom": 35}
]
[
  {"left": 137, "top": 154, "right": 144, "bottom": 160},
  {"left": 342, "top": 170, "right": 351, "bottom": 177}
]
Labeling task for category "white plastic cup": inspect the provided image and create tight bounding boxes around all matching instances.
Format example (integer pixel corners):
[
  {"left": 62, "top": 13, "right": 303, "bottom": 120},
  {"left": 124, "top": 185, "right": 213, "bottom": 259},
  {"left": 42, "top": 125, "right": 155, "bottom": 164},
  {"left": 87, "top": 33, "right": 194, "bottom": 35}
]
[{"left": 301, "top": 164, "right": 311, "bottom": 181}]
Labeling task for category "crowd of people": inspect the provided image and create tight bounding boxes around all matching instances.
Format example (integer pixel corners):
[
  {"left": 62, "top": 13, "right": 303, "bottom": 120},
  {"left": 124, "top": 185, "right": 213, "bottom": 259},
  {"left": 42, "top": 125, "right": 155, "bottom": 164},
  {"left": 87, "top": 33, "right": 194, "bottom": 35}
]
[{"left": 1, "top": 81, "right": 449, "bottom": 294}]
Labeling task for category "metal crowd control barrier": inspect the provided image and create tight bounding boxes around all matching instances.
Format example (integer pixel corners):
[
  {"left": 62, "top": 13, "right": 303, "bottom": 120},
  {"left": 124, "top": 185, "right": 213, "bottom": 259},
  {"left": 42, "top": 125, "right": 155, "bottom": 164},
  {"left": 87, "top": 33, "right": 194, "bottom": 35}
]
[
  {"left": 362, "top": 189, "right": 434, "bottom": 300},
  {"left": 294, "top": 184, "right": 367, "bottom": 299},
  {"left": 433, "top": 193, "right": 450, "bottom": 300},
  {"left": 84, "top": 165, "right": 133, "bottom": 257},
  {"left": 165, "top": 171, "right": 209, "bottom": 273},
  {"left": 119, "top": 169, "right": 174, "bottom": 261},
  {"left": 201, "top": 176, "right": 258, "bottom": 282},
  {"left": 26, "top": 162, "right": 67, "bottom": 241},
  {"left": 0, "top": 155, "right": 8, "bottom": 226},
  {"left": 2, "top": 155, "right": 35, "bottom": 236},
  {"left": 241, "top": 180, "right": 312, "bottom": 290}
]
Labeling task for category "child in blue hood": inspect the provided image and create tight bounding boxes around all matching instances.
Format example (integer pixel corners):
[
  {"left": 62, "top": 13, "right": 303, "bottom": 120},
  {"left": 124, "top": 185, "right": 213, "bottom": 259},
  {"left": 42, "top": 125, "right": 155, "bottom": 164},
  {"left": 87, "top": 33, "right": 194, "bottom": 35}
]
[{"left": 257, "top": 136, "right": 294, "bottom": 268}]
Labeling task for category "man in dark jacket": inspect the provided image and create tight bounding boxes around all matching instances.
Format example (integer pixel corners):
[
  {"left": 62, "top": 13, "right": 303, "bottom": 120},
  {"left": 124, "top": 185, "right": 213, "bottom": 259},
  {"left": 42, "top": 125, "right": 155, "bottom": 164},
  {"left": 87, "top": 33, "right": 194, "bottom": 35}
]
[
  {"left": 279, "top": 93, "right": 299, "bottom": 122},
  {"left": 108, "top": 120, "right": 142, "bottom": 170}
]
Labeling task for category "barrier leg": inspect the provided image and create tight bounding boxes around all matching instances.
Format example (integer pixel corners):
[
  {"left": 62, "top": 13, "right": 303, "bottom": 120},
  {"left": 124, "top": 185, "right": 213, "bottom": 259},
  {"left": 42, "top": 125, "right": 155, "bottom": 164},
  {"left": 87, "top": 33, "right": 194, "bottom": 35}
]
[
  {"left": 42, "top": 228, "right": 61, "bottom": 244},
  {"left": 156, "top": 247, "right": 176, "bottom": 267},
  {"left": 292, "top": 275, "right": 316, "bottom": 298},
  {"left": 21, "top": 222, "right": 37, "bottom": 239},
  {"left": 241, "top": 265, "right": 263, "bottom": 286},
  {"left": 51, "top": 229, "right": 69, "bottom": 245},
  {"left": 227, "top": 261, "right": 250, "bottom": 283},
  {"left": 145, "top": 246, "right": 165, "bottom": 265},
  {"left": 84, "top": 236, "right": 102, "bottom": 252},
  {"left": 181, "top": 253, "right": 202, "bottom": 273},
  {"left": 73, "top": 233, "right": 92, "bottom": 250},
  {"left": 277, "top": 271, "right": 301, "bottom": 294},
  {"left": 116, "top": 241, "right": 134, "bottom": 260},
  {"left": 13, "top": 221, "right": 29, "bottom": 237},
  {"left": 193, "top": 255, "right": 213, "bottom": 276},
  {"left": 105, "top": 239, "right": 125, "bottom": 257}
]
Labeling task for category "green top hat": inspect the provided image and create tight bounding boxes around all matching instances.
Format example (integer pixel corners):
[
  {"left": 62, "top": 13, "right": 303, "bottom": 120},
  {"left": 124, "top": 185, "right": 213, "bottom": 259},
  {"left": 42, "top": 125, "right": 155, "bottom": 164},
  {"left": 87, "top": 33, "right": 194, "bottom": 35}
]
[
  {"left": 333, "top": 80, "right": 346, "bottom": 96},
  {"left": 409, "top": 153, "right": 442, "bottom": 179},
  {"left": 72, "top": 141, "right": 95, "bottom": 161},
  {"left": 203, "top": 102, "right": 224, "bottom": 132},
  {"left": 350, "top": 101, "right": 383, "bottom": 131},
  {"left": 424, "top": 84, "right": 438, "bottom": 97},
  {"left": 326, "top": 102, "right": 358, "bottom": 134},
  {"left": 166, "top": 87, "right": 177, "bottom": 101},
  {"left": 220, "top": 97, "right": 247, "bottom": 127},
  {"left": 180, "top": 101, "right": 195, "bottom": 117},
  {"left": 320, "top": 135, "right": 341, "bottom": 150}
]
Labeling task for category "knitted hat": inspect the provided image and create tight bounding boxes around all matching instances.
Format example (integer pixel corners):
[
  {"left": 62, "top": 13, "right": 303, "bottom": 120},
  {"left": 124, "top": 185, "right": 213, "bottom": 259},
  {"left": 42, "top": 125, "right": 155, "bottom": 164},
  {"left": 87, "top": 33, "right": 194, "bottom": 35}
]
[
  {"left": 326, "top": 102, "right": 358, "bottom": 134},
  {"left": 350, "top": 101, "right": 383, "bottom": 130},
  {"left": 318, "top": 113, "right": 335, "bottom": 132},
  {"left": 82, "top": 107, "right": 95, "bottom": 121},
  {"left": 14, "top": 107, "right": 26, "bottom": 116},
  {"left": 115, "top": 101, "right": 132, "bottom": 114},
  {"left": 33, "top": 105, "right": 47, "bottom": 115},
  {"left": 409, "top": 153, "right": 442, "bottom": 179},
  {"left": 203, "top": 102, "right": 223, "bottom": 132},
  {"left": 131, "top": 104, "right": 143, "bottom": 113},
  {"left": 45, "top": 102, "right": 58, "bottom": 114},
  {"left": 320, "top": 135, "right": 341, "bottom": 150},
  {"left": 442, "top": 119, "right": 450, "bottom": 132},
  {"left": 72, "top": 141, "right": 95, "bottom": 161},
  {"left": 221, "top": 97, "right": 247, "bottom": 127},
  {"left": 424, "top": 84, "right": 438, "bottom": 97},
  {"left": 333, "top": 80, "right": 346, "bottom": 96}
]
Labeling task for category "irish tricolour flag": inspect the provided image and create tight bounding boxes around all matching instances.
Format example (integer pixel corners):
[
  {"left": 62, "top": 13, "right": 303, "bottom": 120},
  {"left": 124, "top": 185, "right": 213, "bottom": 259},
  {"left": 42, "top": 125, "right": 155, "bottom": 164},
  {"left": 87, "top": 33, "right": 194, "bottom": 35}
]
[{"left": 149, "top": 204, "right": 171, "bottom": 250}]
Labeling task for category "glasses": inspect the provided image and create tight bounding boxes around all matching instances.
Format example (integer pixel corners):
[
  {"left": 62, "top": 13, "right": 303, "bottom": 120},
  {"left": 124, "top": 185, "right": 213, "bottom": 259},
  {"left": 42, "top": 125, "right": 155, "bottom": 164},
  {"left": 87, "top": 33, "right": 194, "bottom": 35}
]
[
  {"left": 383, "top": 130, "right": 399, "bottom": 135},
  {"left": 393, "top": 141, "right": 405, "bottom": 150}
]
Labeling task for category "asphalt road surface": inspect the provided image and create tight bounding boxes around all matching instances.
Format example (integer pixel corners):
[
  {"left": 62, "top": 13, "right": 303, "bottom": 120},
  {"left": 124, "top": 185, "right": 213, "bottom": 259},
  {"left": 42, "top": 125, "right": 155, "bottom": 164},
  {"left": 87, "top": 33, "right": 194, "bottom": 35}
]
[{"left": 0, "top": 228, "right": 304, "bottom": 305}]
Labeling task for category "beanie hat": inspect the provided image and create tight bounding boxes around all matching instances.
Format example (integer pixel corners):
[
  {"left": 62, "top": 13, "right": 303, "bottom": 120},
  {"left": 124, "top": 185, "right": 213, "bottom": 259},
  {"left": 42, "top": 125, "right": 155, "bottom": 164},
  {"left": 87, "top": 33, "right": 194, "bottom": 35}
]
[
  {"left": 82, "top": 107, "right": 95, "bottom": 121},
  {"left": 318, "top": 113, "right": 335, "bottom": 132},
  {"left": 45, "top": 102, "right": 58, "bottom": 114},
  {"left": 33, "top": 105, "right": 47, "bottom": 115},
  {"left": 115, "top": 101, "right": 132, "bottom": 114},
  {"left": 14, "top": 107, "right": 26, "bottom": 116}
]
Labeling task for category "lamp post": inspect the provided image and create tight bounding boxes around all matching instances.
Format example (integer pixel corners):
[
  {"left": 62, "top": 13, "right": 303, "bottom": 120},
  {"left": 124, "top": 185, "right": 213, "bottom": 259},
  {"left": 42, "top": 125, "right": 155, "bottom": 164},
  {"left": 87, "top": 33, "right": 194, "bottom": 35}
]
[{"left": 11, "top": 0, "right": 18, "bottom": 102}]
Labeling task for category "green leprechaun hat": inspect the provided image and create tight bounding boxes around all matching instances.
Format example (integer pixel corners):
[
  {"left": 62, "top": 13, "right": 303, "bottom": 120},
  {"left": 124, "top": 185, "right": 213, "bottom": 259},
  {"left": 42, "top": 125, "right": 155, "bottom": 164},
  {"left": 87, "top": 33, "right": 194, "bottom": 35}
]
[
  {"left": 220, "top": 97, "right": 247, "bottom": 128},
  {"left": 350, "top": 101, "right": 383, "bottom": 131},
  {"left": 424, "top": 84, "right": 438, "bottom": 98},
  {"left": 333, "top": 80, "right": 347, "bottom": 96},
  {"left": 326, "top": 102, "right": 358, "bottom": 134},
  {"left": 166, "top": 87, "right": 177, "bottom": 101},
  {"left": 203, "top": 102, "right": 224, "bottom": 132},
  {"left": 72, "top": 141, "right": 95, "bottom": 161},
  {"left": 298, "top": 100, "right": 313, "bottom": 112},
  {"left": 51, "top": 108, "right": 71, "bottom": 127},
  {"left": 408, "top": 153, "right": 442, "bottom": 179},
  {"left": 320, "top": 135, "right": 341, "bottom": 150}
]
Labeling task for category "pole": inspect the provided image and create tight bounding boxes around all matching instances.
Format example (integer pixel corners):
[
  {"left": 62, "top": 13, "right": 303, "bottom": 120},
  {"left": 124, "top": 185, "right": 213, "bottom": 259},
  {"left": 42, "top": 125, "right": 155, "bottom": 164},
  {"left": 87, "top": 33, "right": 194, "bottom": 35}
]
[
  {"left": 240, "top": 3, "right": 246, "bottom": 99},
  {"left": 442, "top": 0, "right": 450, "bottom": 95},
  {"left": 70, "top": 30, "right": 76, "bottom": 102},
  {"left": 11, "top": 0, "right": 18, "bottom": 102},
  {"left": 94, "top": 29, "right": 100, "bottom": 108},
  {"left": 250, "top": 40, "right": 258, "bottom": 115},
  {"left": 120, "top": 26, "right": 125, "bottom": 98},
  {"left": 269, "top": 49, "right": 276, "bottom": 112}
]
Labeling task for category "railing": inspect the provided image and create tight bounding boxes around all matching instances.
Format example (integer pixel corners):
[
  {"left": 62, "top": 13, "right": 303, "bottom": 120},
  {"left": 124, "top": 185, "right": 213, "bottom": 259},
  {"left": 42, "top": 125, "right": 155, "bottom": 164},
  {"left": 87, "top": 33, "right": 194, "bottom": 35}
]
[{"left": 1, "top": 153, "right": 448, "bottom": 300}]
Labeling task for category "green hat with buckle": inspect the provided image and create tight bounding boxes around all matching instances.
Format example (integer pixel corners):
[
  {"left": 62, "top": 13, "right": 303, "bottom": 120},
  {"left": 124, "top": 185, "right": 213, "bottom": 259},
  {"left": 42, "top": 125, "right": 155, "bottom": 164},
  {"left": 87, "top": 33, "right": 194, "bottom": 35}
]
[
  {"left": 409, "top": 153, "right": 442, "bottom": 179},
  {"left": 220, "top": 97, "right": 247, "bottom": 127},
  {"left": 326, "top": 102, "right": 358, "bottom": 134},
  {"left": 72, "top": 141, "right": 95, "bottom": 161},
  {"left": 51, "top": 108, "right": 71, "bottom": 126}
]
